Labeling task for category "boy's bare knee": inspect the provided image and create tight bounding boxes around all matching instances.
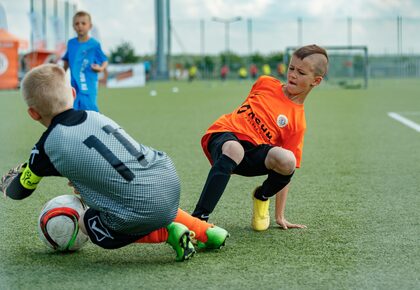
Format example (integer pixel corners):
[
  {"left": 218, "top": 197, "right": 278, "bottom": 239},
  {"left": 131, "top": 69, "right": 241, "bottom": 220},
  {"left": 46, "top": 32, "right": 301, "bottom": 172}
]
[
  {"left": 282, "top": 152, "right": 296, "bottom": 174},
  {"left": 266, "top": 147, "right": 296, "bottom": 175},
  {"left": 221, "top": 141, "right": 244, "bottom": 164}
]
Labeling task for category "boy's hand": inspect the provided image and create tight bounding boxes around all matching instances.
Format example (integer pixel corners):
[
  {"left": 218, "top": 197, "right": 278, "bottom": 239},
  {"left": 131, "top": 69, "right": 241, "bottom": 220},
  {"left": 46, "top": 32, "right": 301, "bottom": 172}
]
[
  {"left": 1, "top": 163, "right": 26, "bottom": 198},
  {"left": 68, "top": 180, "right": 80, "bottom": 195},
  {"left": 276, "top": 217, "right": 307, "bottom": 230},
  {"left": 91, "top": 64, "right": 104, "bottom": 73}
]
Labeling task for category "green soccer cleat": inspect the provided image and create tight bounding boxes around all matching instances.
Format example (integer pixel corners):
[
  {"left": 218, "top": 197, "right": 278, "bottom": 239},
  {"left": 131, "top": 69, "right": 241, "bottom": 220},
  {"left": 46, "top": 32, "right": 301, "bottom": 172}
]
[
  {"left": 251, "top": 187, "right": 270, "bottom": 231},
  {"left": 197, "top": 226, "right": 230, "bottom": 250},
  {"left": 166, "top": 222, "right": 196, "bottom": 262}
]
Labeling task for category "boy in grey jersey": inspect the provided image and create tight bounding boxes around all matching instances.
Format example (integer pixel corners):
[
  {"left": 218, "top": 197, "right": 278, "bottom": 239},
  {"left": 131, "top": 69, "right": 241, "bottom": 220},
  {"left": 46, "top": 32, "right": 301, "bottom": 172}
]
[{"left": 1, "top": 64, "right": 229, "bottom": 262}]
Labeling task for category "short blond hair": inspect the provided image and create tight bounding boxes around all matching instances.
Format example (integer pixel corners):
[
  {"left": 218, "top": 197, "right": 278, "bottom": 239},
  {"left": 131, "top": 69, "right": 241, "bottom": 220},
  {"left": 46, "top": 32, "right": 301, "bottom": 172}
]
[
  {"left": 73, "top": 11, "right": 92, "bottom": 24},
  {"left": 21, "top": 64, "right": 73, "bottom": 119}
]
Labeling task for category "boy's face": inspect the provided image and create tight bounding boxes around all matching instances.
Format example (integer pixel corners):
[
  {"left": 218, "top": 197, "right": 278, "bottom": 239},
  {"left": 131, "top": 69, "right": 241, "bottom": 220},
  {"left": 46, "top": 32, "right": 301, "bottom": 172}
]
[
  {"left": 73, "top": 15, "right": 92, "bottom": 38},
  {"left": 286, "top": 55, "right": 323, "bottom": 95}
]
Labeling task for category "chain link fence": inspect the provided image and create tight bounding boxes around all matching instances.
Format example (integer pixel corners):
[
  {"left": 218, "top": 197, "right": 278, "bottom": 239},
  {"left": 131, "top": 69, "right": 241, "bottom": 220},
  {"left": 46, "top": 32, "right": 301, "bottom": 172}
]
[{"left": 170, "top": 16, "right": 420, "bottom": 80}]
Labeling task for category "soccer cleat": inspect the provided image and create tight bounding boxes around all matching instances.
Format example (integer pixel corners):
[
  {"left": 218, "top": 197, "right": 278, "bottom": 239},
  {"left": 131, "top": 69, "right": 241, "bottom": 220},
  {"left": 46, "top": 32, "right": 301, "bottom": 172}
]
[
  {"left": 197, "top": 226, "right": 230, "bottom": 250},
  {"left": 251, "top": 187, "right": 270, "bottom": 231},
  {"left": 166, "top": 222, "right": 196, "bottom": 262}
]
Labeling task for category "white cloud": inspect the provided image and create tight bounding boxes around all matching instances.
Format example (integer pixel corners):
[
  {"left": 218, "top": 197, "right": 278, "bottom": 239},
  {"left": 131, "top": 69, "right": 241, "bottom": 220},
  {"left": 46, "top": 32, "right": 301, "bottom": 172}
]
[
  {"left": 1, "top": 0, "right": 420, "bottom": 55},
  {"left": 203, "top": 0, "right": 274, "bottom": 18}
]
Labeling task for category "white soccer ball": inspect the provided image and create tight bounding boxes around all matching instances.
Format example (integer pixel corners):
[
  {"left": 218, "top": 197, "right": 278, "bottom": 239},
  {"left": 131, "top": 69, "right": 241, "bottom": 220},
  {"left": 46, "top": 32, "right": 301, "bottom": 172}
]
[{"left": 38, "top": 194, "right": 89, "bottom": 252}]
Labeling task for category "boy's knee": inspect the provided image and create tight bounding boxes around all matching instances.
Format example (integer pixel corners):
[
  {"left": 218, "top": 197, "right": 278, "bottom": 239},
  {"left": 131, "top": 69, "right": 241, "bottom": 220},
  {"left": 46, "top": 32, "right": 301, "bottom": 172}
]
[
  {"left": 221, "top": 141, "right": 244, "bottom": 164},
  {"left": 266, "top": 147, "right": 296, "bottom": 175}
]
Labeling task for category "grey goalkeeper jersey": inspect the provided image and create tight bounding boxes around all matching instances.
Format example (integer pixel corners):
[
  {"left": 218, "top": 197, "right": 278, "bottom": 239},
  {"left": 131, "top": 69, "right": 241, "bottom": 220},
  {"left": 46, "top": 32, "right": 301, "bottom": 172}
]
[{"left": 27, "top": 109, "right": 180, "bottom": 235}]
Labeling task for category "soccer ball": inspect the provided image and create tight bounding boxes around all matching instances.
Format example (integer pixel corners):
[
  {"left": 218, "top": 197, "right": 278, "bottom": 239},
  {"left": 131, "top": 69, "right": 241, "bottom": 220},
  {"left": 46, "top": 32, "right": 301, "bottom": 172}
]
[{"left": 38, "top": 194, "right": 89, "bottom": 252}]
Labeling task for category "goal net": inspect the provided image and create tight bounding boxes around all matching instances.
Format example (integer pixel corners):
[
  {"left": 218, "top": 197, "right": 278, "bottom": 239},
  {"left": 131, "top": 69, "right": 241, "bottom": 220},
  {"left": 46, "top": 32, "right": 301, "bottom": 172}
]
[{"left": 284, "top": 46, "right": 368, "bottom": 89}]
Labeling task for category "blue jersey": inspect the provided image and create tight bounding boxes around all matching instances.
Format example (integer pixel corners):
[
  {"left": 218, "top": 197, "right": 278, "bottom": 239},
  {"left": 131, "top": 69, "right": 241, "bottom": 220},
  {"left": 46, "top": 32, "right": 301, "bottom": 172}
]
[{"left": 62, "top": 37, "right": 107, "bottom": 111}]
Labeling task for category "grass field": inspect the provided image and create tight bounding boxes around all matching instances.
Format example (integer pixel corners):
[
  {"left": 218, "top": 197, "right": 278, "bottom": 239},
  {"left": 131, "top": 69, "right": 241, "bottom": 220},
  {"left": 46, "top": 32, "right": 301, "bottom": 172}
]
[{"left": 0, "top": 79, "right": 419, "bottom": 289}]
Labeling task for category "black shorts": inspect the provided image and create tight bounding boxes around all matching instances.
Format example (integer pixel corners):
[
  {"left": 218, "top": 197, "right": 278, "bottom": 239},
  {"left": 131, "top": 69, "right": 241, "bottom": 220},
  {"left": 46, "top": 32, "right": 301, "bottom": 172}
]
[
  {"left": 83, "top": 208, "right": 145, "bottom": 249},
  {"left": 208, "top": 132, "right": 273, "bottom": 177}
]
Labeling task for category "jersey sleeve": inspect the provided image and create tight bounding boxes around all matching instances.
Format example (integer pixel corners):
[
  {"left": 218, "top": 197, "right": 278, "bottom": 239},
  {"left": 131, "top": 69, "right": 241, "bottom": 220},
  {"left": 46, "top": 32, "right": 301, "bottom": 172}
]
[
  {"left": 29, "top": 129, "right": 62, "bottom": 177},
  {"left": 6, "top": 164, "right": 42, "bottom": 200},
  {"left": 62, "top": 41, "right": 70, "bottom": 61},
  {"left": 95, "top": 43, "right": 108, "bottom": 64},
  {"left": 5, "top": 133, "right": 62, "bottom": 200}
]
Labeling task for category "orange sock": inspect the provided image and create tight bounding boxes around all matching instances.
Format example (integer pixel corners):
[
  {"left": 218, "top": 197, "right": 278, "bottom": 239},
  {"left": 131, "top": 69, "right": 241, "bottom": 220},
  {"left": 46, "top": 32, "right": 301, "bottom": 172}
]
[
  {"left": 174, "top": 208, "right": 212, "bottom": 243},
  {"left": 136, "top": 228, "right": 168, "bottom": 244}
]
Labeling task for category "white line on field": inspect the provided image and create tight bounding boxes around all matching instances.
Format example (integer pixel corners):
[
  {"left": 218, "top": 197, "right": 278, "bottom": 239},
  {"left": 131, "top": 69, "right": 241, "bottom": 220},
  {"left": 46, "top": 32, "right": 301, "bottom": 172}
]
[
  {"left": 396, "top": 112, "right": 420, "bottom": 116},
  {"left": 388, "top": 112, "right": 420, "bottom": 132}
]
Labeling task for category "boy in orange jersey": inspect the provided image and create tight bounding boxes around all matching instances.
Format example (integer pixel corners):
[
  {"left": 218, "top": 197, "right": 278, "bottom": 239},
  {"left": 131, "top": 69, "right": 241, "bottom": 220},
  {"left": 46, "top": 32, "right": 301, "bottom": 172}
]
[{"left": 192, "top": 45, "right": 328, "bottom": 231}]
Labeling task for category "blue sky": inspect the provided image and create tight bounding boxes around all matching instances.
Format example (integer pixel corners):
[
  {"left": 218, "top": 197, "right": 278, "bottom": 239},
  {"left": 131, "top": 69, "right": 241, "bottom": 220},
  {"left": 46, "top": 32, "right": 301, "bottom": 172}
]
[{"left": 2, "top": 0, "right": 420, "bottom": 55}]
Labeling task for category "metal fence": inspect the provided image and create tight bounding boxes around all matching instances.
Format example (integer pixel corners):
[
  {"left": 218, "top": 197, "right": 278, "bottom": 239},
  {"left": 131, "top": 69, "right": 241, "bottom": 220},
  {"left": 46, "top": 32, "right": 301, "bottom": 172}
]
[
  {"left": 369, "top": 56, "right": 420, "bottom": 78},
  {"left": 169, "top": 16, "right": 420, "bottom": 80},
  {"left": 170, "top": 16, "right": 420, "bottom": 56}
]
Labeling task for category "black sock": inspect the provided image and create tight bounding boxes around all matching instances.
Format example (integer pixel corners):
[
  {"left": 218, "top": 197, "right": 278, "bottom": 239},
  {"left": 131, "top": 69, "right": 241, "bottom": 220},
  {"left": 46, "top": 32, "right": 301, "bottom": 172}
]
[
  {"left": 192, "top": 154, "right": 238, "bottom": 220},
  {"left": 253, "top": 186, "right": 268, "bottom": 201},
  {"left": 254, "top": 171, "right": 294, "bottom": 201}
]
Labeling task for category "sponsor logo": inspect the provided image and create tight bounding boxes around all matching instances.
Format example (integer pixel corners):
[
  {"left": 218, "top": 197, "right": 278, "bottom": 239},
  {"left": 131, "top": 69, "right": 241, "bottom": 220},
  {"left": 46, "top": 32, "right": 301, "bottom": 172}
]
[
  {"left": 20, "top": 166, "right": 41, "bottom": 189},
  {"left": 200, "top": 214, "right": 209, "bottom": 221},
  {"left": 237, "top": 103, "right": 273, "bottom": 140},
  {"left": 30, "top": 146, "right": 39, "bottom": 164},
  {"left": 88, "top": 215, "right": 114, "bottom": 242},
  {"left": 277, "top": 115, "right": 288, "bottom": 128}
]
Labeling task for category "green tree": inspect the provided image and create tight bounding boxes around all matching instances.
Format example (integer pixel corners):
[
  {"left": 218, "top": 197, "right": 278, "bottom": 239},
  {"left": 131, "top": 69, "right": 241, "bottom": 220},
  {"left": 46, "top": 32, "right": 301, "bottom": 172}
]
[
  {"left": 109, "top": 41, "right": 139, "bottom": 64},
  {"left": 250, "top": 52, "right": 265, "bottom": 66},
  {"left": 220, "top": 51, "right": 242, "bottom": 69},
  {"left": 266, "top": 52, "right": 284, "bottom": 66}
]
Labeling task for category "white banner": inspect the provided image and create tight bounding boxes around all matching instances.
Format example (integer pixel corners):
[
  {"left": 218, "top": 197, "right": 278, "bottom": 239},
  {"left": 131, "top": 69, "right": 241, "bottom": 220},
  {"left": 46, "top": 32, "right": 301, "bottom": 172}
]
[{"left": 106, "top": 63, "right": 146, "bottom": 88}]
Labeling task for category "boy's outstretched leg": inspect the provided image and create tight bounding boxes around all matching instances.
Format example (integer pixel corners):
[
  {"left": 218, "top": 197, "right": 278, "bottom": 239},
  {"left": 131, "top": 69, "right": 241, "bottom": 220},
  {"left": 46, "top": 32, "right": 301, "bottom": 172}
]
[
  {"left": 136, "top": 222, "right": 195, "bottom": 262},
  {"left": 192, "top": 154, "right": 237, "bottom": 221},
  {"left": 166, "top": 222, "right": 195, "bottom": 261},
  {"left": 175, "top": 209, "right": 230, "bottom": 250}
]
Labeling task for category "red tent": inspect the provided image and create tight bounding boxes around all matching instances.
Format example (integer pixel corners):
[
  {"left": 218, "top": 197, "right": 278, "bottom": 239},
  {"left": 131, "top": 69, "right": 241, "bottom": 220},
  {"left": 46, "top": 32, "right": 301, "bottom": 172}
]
[
  {"left": 0, "top": 29, "right": 28, "bottom": 89},
  {"left": 24, "top": 49, "right": 58, "bottom": 70}
]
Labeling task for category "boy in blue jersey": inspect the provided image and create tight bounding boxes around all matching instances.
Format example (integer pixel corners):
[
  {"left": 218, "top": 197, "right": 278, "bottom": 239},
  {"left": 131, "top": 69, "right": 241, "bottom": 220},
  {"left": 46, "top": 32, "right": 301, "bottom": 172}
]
[
  {"left": 1, "top": 64, "right": 229, "bottom": 262},
  {"left": 63, "top": 11, "right": 108, "bottom": 112}
]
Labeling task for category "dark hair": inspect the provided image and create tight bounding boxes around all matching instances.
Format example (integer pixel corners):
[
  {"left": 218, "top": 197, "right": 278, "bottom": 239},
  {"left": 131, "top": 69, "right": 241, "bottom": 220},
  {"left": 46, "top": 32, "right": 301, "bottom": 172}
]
[
  {"left": 294, "top": 44, "right": 328, "bottom": 60},
  {"left": 294, "top": 45, "right": 329, "bottom": 76}
]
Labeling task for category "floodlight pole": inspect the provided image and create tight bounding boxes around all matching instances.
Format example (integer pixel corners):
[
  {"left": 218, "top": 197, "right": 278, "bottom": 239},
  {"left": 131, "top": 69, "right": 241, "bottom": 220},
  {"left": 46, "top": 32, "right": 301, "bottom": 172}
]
[
  {"left": 155, "top": 0, "right": 171, "bottom": 80},
  {"left": 347, "top": 17, "right": 352, "bottom": 46},
  {"left": 212, "top": 16, "right": 242, "bottom": 68},
  {"left": 297, "top": 17, "right": 303, "bottom": 46}
]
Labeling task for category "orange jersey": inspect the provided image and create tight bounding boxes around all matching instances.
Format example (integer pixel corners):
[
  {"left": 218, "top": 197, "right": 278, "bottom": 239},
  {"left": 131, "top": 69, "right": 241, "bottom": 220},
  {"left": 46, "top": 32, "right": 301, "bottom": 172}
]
[{"left": 202, "top": 76, "right": 306, "bottom": 167}]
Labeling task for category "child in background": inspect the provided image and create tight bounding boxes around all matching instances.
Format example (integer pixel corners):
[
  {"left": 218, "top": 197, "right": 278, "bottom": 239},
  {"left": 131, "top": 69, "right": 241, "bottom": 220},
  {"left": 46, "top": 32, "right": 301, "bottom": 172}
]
[
  {"left": 220, "top": 65, "right": 229, "bottom": 81},
  {"left": 63, "top": 11, "right": 108, "bottom": 112}
]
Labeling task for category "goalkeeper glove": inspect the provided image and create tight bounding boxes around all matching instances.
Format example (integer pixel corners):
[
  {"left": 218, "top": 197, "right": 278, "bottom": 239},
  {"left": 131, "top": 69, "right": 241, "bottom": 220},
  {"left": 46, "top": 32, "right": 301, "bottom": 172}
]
[{"left": 1, "top": 163, "right": 27, "bottom": 196}]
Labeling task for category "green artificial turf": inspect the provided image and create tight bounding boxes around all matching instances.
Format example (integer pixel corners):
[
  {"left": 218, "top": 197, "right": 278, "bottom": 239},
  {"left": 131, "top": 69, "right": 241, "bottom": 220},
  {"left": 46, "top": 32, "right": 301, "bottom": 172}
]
[{"left": 0, "top": 79, "right": 419, "bottom": 289}]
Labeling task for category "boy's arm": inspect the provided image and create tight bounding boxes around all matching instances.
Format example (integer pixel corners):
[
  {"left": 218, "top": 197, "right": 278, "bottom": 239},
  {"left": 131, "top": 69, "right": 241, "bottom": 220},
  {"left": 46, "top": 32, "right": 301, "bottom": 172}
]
[
  {"left": 1, "top": 163, "right": 42, "bottom": 200},
  {"left": 275, "top": 184, "right": 306, "bottom": 229},
  {"left": 62, "top": 60, "right": 69, "bottom": 71},
  {"left": 91, "top": 61, "right": 108, "bottom": 73}
]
